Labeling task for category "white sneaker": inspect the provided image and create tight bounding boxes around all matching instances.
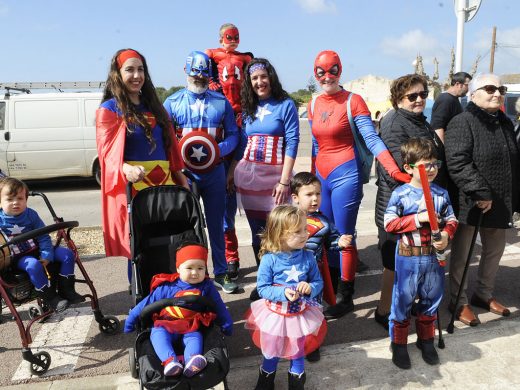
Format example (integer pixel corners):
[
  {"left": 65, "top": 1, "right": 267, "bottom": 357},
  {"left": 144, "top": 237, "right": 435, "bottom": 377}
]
[{"left": 164, "top": 360, "right": 183, "bottom": 377}]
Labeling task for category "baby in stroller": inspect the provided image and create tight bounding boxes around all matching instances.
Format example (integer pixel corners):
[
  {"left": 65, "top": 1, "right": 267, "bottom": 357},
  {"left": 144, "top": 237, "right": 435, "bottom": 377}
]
[
  {"left": 124, "top": 242, "right": 233, "bottom": 378},
  {"left": 0, "top": 177, "right": 84, "bottom": 312}
]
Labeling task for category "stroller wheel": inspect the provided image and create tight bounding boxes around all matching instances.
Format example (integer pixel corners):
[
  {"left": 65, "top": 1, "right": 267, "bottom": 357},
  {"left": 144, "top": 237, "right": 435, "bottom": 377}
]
[
  {"left": 30, "top": 351, "right": 51, "bottom": 375},
  {"left": 28, "top": 305, "right": 44, "bottom": 320},
  {"left": 128, "top": 347, "right": 138, "bottom": 378},
  {"left": 98, "top": 315, "right": 121, "bottom": 335}
]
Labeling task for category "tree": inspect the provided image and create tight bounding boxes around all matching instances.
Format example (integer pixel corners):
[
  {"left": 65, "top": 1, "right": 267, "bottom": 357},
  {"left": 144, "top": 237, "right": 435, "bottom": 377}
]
[
  {"left": 307, "top": 77, "right": 318, "bottom": 94},
  {"left": 155, "top": 86, "right": 183, "bottom": 102}
]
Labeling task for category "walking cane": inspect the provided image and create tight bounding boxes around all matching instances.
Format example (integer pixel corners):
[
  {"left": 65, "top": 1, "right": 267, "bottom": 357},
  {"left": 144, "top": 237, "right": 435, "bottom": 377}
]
[
  {"left": 446, "top": 210, "right": 483, "bottom": 334},
  {"left": 437, "top": 309, "right": 445, "bottom": 349}
]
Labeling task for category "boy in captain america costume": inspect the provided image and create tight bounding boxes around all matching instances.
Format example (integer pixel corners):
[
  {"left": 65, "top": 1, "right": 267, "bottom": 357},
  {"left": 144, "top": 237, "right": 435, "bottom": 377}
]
[
  {"left": 308, "top": 50, "right": 411, "bottom": 320},
  {"left": 163, "top": 51, "right": 240, "bottom": 294},
  {"left": 124, "top": 243, "right": 233, "bottom": 378},
  {"left": 384, "top": 138, "right": 457, "bottom": 369},
  {"left": 205, "top": 23, "right": 253, "bottom": 280}
]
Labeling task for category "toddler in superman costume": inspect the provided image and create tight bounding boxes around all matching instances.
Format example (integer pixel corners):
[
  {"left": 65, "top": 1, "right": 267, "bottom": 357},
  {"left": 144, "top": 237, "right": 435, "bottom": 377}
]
[
  {"left": 384, "top": 138, "right": 457, "bottom": 369},
  {"left": 205, "top": 23, "right": 253, "bottom": 279},
  {"left": 124, "top": 243, "right": 233, "bottom": 378}
]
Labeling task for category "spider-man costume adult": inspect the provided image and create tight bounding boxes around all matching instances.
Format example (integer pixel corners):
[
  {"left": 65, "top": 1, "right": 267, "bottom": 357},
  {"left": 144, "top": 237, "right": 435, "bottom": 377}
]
[
  {"left": 205, "top": 27, "right": 253, "bottom": 269},
  {"left": 308, "top": 50, "right": 410, "bottom": 319}
]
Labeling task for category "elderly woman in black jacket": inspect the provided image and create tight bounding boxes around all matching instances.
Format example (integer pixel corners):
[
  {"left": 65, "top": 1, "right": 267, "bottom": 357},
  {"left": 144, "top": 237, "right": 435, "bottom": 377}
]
[
  {"left": 446, "top": 73, "right": 519, "bottom": 327},
  {"left": 373, "top": 74, "right": 446, "bottom": 329}
]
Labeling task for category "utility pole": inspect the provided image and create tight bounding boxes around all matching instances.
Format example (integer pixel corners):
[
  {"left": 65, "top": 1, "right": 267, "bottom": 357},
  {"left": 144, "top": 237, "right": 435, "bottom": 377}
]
[{"left": 490, "top": 26, "right": 497, "bottom": 73}]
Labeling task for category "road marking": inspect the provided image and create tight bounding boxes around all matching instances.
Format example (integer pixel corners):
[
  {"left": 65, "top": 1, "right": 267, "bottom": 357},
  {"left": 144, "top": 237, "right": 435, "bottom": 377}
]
[{"left": 12, "top": 306, "right": 93, "bottom": 380}]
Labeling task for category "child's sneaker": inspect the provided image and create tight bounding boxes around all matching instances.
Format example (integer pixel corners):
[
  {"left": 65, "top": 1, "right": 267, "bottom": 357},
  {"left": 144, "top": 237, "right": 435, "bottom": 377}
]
[
  {"left": 183, "top": 354, "right": 207, "bottom": 377},
  {"left": 164, "top": 360, "right": 183, "bottom": 377}
]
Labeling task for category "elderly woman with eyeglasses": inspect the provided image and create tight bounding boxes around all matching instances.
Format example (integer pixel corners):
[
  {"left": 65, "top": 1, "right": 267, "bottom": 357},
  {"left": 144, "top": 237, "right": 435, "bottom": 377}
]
[
  {"left": 373, "top": 74, "right": 447, "bottom": 330},
  {"left": 445, "top": 73, "right": 520, "bottom": 327}
]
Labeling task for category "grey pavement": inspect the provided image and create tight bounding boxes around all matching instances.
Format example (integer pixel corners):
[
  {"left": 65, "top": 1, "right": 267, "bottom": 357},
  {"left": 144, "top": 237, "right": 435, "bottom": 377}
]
[{"left": 4, "top": 123, "right": 520, "bottom": 388}]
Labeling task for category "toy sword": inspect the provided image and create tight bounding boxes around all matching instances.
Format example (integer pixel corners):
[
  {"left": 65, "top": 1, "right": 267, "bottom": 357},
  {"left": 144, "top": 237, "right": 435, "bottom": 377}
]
[{"left": 418, "top": 164, "right": 446, "bottom": 266}]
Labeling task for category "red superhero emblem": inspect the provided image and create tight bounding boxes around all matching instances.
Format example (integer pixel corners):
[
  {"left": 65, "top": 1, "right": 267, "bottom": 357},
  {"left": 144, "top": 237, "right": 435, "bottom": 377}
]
[
  {"left": 179, "top": 131, "right": 221, "bottom": 173},
  {"left": 218, "top": 57, "right": 244, "bottom": 113},
  {"left": 306, "top": 216, "right": 325, "bottom": 236}
]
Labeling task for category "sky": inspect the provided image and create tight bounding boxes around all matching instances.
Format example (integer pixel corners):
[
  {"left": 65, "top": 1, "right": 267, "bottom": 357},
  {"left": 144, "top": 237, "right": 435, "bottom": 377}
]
[{"left": 1, "top": 0, "right": 519, "bottom": 93}]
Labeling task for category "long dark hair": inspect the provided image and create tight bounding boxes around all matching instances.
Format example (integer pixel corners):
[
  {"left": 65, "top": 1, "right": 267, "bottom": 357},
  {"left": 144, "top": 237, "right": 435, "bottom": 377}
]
[
  {"left": 241, "top": 58, "right": 291, "bottom": 123},
  {"left": 102, "top": 48, "right": 171, "bottom": 151}
]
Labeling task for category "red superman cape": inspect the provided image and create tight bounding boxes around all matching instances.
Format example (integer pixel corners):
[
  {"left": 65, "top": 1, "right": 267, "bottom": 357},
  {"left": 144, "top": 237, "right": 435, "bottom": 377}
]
[{"left": 95, "top": 106, "right": 184, "bottom": 258}]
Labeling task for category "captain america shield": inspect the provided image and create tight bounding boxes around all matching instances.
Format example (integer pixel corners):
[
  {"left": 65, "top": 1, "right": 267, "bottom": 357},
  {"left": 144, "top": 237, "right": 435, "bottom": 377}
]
[{"left": 179, "top": 132, "right": 220, "bottom": 173}]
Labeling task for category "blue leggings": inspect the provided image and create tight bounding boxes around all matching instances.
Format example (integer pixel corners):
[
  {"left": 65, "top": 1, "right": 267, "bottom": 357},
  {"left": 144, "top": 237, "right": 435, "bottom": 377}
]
[
  {"left": 150, "top": 327, "right": 202, "bottom": 364},
  {"left": 223, "top": 159, "right": 238, "bottom": 233},
  {"left": 262, "top": 356, "right": 305, "bottom": 375},
  {"left": 17, "top": 246, "right": 75, "bottom": 290},
  {"left": 317, "top": 159, "right": 363, "bottom": 281},
  {"left": 389, "top": 252, "right": 444, "bottom": 342},
  {"left": 192, "top": 164, "right": 227, "bottom": 276}
]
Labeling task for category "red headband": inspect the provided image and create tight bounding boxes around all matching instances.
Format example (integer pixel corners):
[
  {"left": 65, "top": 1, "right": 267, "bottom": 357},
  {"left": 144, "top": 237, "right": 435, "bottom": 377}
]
[
  {"left": 117, "top": 49, "right": 143, "bottom": 69},
  {"left": 176, "top": 244, "right": 208, "bottom": 268}
]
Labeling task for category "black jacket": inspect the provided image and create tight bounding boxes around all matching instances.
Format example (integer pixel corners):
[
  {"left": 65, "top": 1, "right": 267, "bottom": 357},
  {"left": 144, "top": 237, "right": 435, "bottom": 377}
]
[
  {"left": 375, "top": 108, "right": 446, "bottom": 229},
  {"left": 445, "top": 102, "right": 519, "bottom": 228}
]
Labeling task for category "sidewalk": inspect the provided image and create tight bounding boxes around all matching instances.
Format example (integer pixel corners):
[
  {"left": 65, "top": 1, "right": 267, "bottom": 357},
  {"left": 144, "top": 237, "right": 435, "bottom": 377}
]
[{"left": 6, "top": 314, "right": 520, "bottom": 389}]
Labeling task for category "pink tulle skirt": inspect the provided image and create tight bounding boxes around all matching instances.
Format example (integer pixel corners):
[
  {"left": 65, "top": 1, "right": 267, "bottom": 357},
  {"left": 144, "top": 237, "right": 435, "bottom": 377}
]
[
  {"left": 234, "top": 160, "right": 283, "bottom": 220},
  {"left": 244, "top": 299, "right": 327, "bottom": 359}
]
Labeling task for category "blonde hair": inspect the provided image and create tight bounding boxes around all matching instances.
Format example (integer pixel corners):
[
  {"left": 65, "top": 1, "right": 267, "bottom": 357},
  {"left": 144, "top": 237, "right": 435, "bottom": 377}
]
[
  {"left": 259, "top": 205, "right": 306, "bottom": 258},
  {"left": 219, "top": 23, "right": 237, "bottom": 37}
]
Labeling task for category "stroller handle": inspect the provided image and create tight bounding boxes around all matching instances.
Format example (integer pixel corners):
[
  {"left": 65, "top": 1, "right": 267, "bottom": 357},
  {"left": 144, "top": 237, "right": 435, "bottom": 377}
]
[
  {"left": 0, "top": 221, "right": 79, "bottom": 249},
  {"left": 139, "top": 295, "right": 218, "bottom": 329}
]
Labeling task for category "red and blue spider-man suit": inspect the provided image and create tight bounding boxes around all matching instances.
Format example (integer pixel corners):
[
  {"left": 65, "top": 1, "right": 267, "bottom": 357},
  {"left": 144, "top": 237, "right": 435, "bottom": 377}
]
[
  {"left": 205, "top": 37, "right": 253, "bottom": 266},
  {"left": 308, "top": 50, "right": 410, "bottom": 318}
]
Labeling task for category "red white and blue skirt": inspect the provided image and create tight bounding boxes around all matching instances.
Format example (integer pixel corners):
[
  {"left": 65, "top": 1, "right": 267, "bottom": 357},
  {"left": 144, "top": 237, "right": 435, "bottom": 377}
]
[
  {"left": 234, "top": 135, "right": 291, "bottom": 220},
  {"left": 244, "top": 298, "right": 327, "bottom": 359}
]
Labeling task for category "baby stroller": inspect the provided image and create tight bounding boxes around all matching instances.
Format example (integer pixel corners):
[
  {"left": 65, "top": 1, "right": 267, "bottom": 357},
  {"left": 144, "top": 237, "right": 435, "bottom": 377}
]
[
  {"left": 0, "top": 190, "right": 120, "bottom": 375},
  {"left": 126, "top": 184, "right": 230, "bottom": 390}
]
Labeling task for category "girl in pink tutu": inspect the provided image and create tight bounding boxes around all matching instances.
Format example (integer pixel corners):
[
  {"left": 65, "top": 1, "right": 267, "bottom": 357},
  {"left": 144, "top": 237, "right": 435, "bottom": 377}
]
[{"left": 245, "top": 205, "right": 327, "bottom": 390}]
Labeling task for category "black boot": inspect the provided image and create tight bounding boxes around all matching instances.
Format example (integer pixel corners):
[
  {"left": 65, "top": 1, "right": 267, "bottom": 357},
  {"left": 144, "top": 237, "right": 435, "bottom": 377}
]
[
  {"left": 306, "top": 347, "right": 320, "bottom": 362},
  {"left": 391, "top": 342, "right": 411, "bottom": 369},
  {"left": 58, "top": 275, "right": 85, "bottom": 304},
  {"left": 252, "top": 244, "right": 261, "bottom": 266},
  {"left": 416, "top": 338, "right": 439, "bottom": 365},
  {"left": 288, "top": 371, "right": 306, "bottom": 390},
  {"left": 38, "top": 285, "right": 68, "bottom": 313},
  {"left": 254, "top": 367, "right": 275, "bottom": 390},
  {"left": 323, "top": 279, "right": 354, "bottom": 319}
]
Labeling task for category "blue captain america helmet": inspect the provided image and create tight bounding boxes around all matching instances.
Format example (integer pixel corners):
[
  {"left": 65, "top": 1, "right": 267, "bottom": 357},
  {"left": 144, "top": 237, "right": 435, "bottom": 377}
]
[{"left": 185, "top": 51, "right": 212, "bottom": 78}]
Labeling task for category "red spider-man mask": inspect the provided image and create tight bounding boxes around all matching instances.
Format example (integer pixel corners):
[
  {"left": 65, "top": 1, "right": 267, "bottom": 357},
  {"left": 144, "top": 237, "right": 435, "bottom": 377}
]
[
  {"left": 222, "top": 28, "right": 240, "bottom": 45},
  {"left": 314, "top": 50, "right": 342, "bottom": 82}
]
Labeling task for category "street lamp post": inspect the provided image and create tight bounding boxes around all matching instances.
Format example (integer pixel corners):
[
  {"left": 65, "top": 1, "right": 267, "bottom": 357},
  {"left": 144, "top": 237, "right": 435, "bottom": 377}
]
[{"left": 454, "top": 0, "right": 482, "bottom": 72}]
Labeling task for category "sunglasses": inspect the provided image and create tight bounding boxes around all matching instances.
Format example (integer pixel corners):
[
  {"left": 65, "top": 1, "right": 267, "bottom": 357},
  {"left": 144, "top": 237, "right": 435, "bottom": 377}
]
[
  {"left": 409, "top": 161, "right": 442, "bottom": 170},
  {"left": 404, "top": 90, "right": 429, "bottom": 102},
  {"left": 477, "top": 85, "right": 507, "bottom": 95}
]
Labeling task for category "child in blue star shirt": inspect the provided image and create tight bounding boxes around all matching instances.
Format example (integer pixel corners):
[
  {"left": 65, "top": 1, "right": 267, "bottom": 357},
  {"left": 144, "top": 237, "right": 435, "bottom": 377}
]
[
  {"left": 124, "top": 242, "right": 233, "bottom": 378},
  {"left": 245, "top": 205, "right": 326, "bottom": 390},
  {"left": 0, "top": 177, "right": 83, "bottom": 312}
]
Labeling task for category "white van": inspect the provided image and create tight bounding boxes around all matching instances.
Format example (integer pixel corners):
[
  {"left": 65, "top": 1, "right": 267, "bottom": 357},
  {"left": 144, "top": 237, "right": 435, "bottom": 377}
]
[{"left": 0, "top": 89, "right": 102, "bottom": 184}]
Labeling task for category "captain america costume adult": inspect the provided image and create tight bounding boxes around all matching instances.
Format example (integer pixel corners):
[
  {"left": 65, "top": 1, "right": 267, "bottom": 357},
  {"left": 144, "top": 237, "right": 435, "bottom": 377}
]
[
  {"left": 384, "top": 183, "right": 457, "bottom": 344},
  {"left": 163, "top": 74, "right": 239, "bottom": 277},
  {"left": 308, "top": 51, "right": 410, "bottom": 318}
]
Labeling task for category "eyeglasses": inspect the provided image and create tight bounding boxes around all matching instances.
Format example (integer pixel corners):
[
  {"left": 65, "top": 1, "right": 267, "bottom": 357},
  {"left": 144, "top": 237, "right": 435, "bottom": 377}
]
[
  {"left": 476, "top": 85, "right": 507, "bottom": 95},
  {"left": 409, "top": 161, "right": 442, "bottom": 171},
  {"left": 404, "top": 90, "right": 429, "bottom": 102}
]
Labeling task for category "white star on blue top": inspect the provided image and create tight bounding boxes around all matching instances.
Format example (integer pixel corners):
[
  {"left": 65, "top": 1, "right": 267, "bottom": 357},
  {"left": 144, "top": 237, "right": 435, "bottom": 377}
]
[
  {"left": 284, "top": 265, "right": 303, "bottom": 283},
  {"left": 7, "top": 224, "right": 25, "bottom": 235},
  {"left": 256, "top": 104, "right": 272, "bottom": 122},
  {"left": 189, "top": 99, "right": 208, "bottom": 117}
]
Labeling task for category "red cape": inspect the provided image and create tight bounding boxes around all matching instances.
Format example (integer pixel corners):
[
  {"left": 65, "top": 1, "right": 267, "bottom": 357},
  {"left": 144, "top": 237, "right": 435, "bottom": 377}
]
[{"left": 95, "top": 107, "right": 184, "bottom": 257}]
